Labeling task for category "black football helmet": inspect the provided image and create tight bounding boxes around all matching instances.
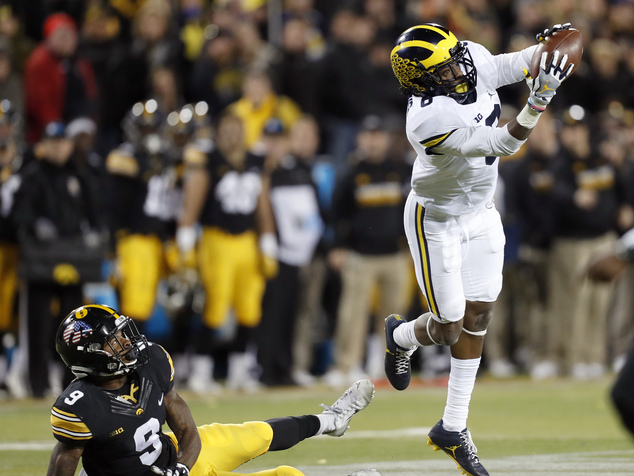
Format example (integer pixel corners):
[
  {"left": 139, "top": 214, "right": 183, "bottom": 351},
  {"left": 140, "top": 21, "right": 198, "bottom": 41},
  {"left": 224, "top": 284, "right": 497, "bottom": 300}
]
[
  {"left": 56, "top": 304, "right": 150, "bottom": 378},
  {"left": 391, "top": 24, "right": 477, "bottom": 103},
  {"left": 122, "top": 99, "right": 165, "bottom": 155}
]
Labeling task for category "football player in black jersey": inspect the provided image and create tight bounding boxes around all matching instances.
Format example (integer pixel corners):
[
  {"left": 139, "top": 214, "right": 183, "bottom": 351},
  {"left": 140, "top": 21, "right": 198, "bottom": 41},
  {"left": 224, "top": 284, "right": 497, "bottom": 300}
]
[{"left": 48, "top": 304, "right": 374, "bottom": 476}]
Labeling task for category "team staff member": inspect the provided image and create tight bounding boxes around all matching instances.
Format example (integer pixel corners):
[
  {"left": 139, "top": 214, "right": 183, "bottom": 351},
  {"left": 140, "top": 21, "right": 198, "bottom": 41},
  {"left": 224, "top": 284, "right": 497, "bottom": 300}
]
[
  {"left": 256, "top": 118, "right": 323, "bottom": 387},
  {"left": 178, "top": 112, "right": 277, "bottom": 392},
  {"left": 106, "top": 100, "right": 181, "bottom": 334},
  {"left": 47, "top": 304, "right": 374, "bottom": 476},
  {"left": 325, "top": 115, "right": 411, "bottom": 387},
  {"left": 587, "top": 227, "right": 634, "bottom": 437},
  {"left": 384, "top": 23, "right": 575, "bottom": 475},
  {"left": 0, "top": 100, "right": 22, "bottom": 391},
  {"left": 13, "top": 121, "right": 103, "bottom": 398}
]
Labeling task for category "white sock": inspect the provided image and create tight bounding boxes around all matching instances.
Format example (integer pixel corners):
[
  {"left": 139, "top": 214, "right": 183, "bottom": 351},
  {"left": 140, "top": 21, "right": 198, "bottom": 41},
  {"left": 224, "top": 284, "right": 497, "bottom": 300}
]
[
  {"left": 393, "top": 320, "right": 422, "bottom": 349},
  {"left": 442, "top": 357, "right": 481, "bottom": 432},
  {"left": 315, "top": 412, "right": 335, "bottom": 435}
]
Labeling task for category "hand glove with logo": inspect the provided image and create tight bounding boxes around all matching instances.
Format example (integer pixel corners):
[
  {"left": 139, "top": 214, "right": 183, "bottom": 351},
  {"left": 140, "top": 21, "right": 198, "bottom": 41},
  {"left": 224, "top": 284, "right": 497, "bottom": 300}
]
[
  {"left": 150, "top": 462, "right": 190, "bottom": 476},
  {"left": 526, "top": 49, "right": 573, "bottom": 112}
]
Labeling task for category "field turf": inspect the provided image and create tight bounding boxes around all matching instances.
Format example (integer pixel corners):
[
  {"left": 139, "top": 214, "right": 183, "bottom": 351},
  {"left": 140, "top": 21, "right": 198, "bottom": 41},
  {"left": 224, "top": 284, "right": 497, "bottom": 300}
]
[{"left": 1, "top": 375, "right": 633, "bottom": 475}]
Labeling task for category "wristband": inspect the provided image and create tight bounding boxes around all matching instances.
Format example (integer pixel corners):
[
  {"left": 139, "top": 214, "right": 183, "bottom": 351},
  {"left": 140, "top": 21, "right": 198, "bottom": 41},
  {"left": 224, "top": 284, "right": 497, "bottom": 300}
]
[{"left": 516, "top": 102, "right": 543, "bottom": 129}]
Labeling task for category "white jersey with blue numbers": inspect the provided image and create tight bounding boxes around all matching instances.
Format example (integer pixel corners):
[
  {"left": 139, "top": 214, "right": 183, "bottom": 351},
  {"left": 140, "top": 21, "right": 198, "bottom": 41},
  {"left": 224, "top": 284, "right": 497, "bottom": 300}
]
[{"left": 406, "top": 41, "right": 537, "bottom": 217}]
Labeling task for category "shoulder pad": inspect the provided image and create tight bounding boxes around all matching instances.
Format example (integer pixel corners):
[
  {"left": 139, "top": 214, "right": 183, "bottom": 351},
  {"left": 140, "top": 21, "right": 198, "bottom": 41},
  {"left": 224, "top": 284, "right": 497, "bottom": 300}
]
[
  {"left": 183, "top": 145, "right": 208, "bottom": 167},
  {"left": 106, "top": 150, "right": 139, "bottom": 176}
]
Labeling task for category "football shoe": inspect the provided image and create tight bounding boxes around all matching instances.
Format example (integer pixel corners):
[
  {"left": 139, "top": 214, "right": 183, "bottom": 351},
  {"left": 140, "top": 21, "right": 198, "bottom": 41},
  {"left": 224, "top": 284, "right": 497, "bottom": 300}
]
[
  {"left": 321, "top": 379, "right": 374, "bottom": 437},
  {"left": 384, "top": 314, "right": 416, "bottom": 390},
  {"left": 427, "top": 420, "right": 489, "bottom": 476}
]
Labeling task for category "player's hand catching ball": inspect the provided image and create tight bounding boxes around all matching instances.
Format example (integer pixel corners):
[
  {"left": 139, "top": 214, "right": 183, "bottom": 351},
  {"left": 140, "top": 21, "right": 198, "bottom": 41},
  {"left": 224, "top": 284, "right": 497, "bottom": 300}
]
[
  {"left": 536, "top": 23, "right": 572, "bottom": 43},
  {"left": 527, "top": 49, "right": 573, "bottom": 111},
  {"left": 151, "top": 462, "right": 190, "bottom": 476}
]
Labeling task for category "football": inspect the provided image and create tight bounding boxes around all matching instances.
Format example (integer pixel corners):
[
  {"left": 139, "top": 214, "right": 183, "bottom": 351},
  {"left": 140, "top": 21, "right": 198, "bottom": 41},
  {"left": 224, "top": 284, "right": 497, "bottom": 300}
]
[{"left": 529, "top": 28, "right": 583, "bottom": 79}]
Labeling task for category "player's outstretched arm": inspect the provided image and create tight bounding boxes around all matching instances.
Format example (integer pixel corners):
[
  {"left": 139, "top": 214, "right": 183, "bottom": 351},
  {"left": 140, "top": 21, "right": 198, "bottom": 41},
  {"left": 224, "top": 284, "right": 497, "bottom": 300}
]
[
  {"left": 153, "top": 388, "right": 202, "bottom": 476},
  {"left": 46, "top": 441, "right": 84, "bottom": 476}
]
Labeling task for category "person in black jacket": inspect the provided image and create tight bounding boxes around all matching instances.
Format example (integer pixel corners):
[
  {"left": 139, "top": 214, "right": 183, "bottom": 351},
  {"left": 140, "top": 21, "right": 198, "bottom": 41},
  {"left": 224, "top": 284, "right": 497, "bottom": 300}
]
[
  {"left": 324, "top": 115, "right": 411, "bottom": 387},
  {"left": 12, "top": 121, "right": 104, "bottom": 398},
  {"left": 543, "top": 106, "right": 624, "bottom": 379}
]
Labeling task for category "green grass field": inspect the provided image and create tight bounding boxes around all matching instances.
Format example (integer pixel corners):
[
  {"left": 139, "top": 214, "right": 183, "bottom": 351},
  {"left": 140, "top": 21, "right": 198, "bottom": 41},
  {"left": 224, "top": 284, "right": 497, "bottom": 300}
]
[{"left": 1, "top": 375, "right": 633, "bottom": 475}]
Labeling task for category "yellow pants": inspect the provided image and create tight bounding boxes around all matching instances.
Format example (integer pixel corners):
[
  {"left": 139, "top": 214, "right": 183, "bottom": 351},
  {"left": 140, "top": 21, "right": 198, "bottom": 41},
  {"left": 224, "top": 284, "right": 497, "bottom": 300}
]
[
  {"left": 167, "top": 421, "right": 304, "bottom": 476},
  {"left": 0, "top": 242, "right": 17, "bottom": 331},
  {"left": 116, "top": 234, "right": 163, "bottom": 320},
  {"left": 198, "top": 228, "right": 265, "bottom": 328}
]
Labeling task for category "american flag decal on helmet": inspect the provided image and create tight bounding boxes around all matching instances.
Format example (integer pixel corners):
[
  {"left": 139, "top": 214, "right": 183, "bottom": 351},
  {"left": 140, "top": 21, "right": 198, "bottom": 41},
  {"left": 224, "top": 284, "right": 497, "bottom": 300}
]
[{"left": 63, "top": 321, "right": 94, "bottom": 344}]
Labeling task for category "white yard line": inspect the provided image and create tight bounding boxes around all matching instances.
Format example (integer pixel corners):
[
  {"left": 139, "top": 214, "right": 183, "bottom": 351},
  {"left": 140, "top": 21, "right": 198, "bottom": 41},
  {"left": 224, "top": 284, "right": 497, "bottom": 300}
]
[{"left": 3, "top": 430, "right": 634, "bottom": 475}]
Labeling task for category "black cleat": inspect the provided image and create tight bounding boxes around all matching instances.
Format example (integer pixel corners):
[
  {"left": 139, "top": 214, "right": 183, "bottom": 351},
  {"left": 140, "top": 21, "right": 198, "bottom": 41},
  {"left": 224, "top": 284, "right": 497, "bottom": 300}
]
[
  {"left": 427, "top": 420, "right": 490, "bottom": 476},
  {"left": 384, "top": 314, "right": 416, "bottom": 390}
]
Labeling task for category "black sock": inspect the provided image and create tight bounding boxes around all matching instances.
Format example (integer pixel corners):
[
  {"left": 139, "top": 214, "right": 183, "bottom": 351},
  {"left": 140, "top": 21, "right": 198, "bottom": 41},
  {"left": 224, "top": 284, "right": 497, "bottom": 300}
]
[{"left": 265, "top": 415, "right": 320, "bottom": 451}]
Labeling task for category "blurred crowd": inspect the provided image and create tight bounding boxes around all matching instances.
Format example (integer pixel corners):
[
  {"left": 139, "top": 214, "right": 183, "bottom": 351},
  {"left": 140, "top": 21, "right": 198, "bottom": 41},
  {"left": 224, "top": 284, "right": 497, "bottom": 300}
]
[{"left": 1, "top": 0, "right": 634, "bottom": 398}]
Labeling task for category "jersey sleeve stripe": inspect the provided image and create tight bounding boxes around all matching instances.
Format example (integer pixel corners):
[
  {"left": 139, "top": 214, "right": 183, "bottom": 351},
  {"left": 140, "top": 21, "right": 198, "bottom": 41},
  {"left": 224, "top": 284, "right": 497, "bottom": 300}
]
[
  {"left": 159, "top": 345, "right": 175, "bottom": 382},
  {"left": 420, "top": 130, "right": 455, "bottom": 149},
  {"left": 52, "top": 426, "right": 93, "bottom": 440},
  {"left": 52, "top": 407, "right": 82, "bottom": 420},
  {"left": 51, "top": 415, "right": 91, "bottom": 435}
]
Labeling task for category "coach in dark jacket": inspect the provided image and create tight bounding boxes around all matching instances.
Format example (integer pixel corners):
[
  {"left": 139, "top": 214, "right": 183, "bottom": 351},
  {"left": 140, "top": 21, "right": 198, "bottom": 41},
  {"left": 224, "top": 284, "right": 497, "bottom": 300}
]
[{"left": 12, "top": 122, "right": 104, "bottom": 398}]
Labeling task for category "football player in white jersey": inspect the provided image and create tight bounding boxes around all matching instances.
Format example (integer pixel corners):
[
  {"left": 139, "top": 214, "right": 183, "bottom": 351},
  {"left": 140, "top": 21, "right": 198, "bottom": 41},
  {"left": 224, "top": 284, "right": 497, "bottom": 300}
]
[{"left": 384, "top": 23, "right": 575, "bottom": 475}]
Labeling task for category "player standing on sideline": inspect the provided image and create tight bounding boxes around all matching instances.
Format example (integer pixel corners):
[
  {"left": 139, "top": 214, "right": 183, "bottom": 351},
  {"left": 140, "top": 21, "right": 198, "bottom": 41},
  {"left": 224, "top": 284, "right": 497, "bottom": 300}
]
[
  {"left": 587, "top": 227, "right": 634, "bottom": 438},
  {"left": 47, "top": 304, "right": 374, "bottom": 476},
  {"left": 385, "top": 23, "right": 575, "bottom": 475}
]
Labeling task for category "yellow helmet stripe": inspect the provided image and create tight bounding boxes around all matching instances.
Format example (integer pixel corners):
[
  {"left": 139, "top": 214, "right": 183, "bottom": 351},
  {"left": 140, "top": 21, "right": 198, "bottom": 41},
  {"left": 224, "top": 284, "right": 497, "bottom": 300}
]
[{"left": 83, "top": 304, "right": 120, "bottom": 318}]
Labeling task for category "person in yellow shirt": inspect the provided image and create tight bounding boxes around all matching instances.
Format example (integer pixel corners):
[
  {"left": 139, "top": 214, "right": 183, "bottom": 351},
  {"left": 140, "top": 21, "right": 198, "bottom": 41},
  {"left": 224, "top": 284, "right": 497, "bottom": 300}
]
[{"left": 226, "top": 70, "right": 302, "bottom": 149}]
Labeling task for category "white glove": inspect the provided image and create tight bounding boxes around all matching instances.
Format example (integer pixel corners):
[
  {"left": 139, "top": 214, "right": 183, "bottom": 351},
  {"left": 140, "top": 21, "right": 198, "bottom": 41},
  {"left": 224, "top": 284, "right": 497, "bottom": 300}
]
[
  {"left": 527, "top": 49, "right": 573, "bottom": 111},
  {"left": 150, "top": 462, "right": 190, "bottom": 476},
  {"left": 176, "top": 226, "right": 197, "bottom": 253},
  {"left": 536, "top": 22, "right": 572, "bottom": 43}
]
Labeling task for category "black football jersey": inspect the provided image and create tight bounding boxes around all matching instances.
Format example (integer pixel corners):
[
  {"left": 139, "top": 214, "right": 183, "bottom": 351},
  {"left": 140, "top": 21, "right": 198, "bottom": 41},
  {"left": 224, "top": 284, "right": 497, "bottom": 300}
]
[
  {"left": 50, "top": 344, "right": 177, "bottom": 476},
  {"left": 200, "top": 149, "right": 265, "bottom": 234},
  {"left": 106, "top": 144, "right": 182, "bottom": 238}
]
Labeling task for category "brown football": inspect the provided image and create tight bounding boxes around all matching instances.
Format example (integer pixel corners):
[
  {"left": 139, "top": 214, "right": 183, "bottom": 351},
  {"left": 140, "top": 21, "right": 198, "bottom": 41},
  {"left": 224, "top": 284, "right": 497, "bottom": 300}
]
[{"left": 529, "top": 28, "right": 583, "bottom": 79}]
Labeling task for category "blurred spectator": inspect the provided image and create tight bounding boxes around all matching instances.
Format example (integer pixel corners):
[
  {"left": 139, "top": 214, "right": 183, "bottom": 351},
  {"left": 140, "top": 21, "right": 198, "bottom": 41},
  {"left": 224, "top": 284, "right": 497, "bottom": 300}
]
[
  {"left": 270, "top": 17, "right": 324, "bottom": 117},
  {"left": 487, "top": 111, "right": 559, "bottom": 377},
  {"left": 151, "top": 65, "right": 184, "bottom": 115},
  {"left": 257, "top": 118, "right": 323, "bottom": 387},
  {"left": 13, "top": 121, "right": 104, "bottom": 398},
  {"left": 78, "top": 3, "right": 141, "bottom": 156},
  {"left": 24, "top": 12, "right": 97, "bottom": 143},
  {"left": 178, "top": 0, "right": 211, "bottom": 65},
  {"left": 362, "top": 33, "right": 407, "bottom": 123},
  {"left": 234, "top": 20, "right": 279, "bottom": 72},
  {"left": 0, "top": 42, "right": 23, "bottom": 121},
  {"left": 178, "top": 112, "right": 276, "bottom": 393},
  {"left": 131, "top": 0, "right": 183, "bottom": 72},
  {"left": 319, "top": 11, "right": 375, "bottom": 164},
  {"left": 0, "top": 2, "right": 33, "bottom": 71},
  {"left": 324, "top": 116, "right": 411, "bottom": 387},
  {"left": 536, "top": 106, "right": 623, "bottom": 380},
  {"left": 362, "top": 0, "right": 412, "bottom": 40},
  {"left": 0, "top": 98, "right": 21, "bottom": 395},
  {"left": 227, "top": 69, "right": 302, "bottom": 149},
  {"left": 187, "top": 28, "right": 243, "bottom": 117}
]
